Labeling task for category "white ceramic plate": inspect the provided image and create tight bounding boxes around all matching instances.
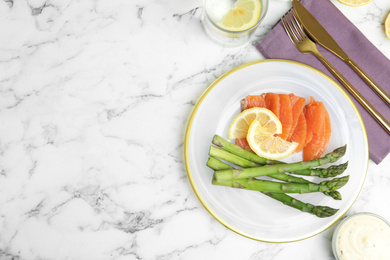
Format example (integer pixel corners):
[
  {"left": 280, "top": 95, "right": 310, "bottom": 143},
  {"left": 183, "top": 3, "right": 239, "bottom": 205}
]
[{"left": 184, "top": 60, "right": 368, "bottom": 242}]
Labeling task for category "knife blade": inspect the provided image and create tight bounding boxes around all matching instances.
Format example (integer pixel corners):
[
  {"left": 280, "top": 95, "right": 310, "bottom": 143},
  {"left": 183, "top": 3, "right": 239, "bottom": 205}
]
[
  {"left": 292, "top": 0, "right": 390, "bottom": 107},
  {"left": 292, "top": 0, "right": 347, "bottom": 60}
]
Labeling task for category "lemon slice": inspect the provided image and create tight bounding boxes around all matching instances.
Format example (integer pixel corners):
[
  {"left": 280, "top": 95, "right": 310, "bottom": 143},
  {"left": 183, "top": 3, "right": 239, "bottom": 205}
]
[
  {"left": 337, "top": 0, "right": 372, "bottom": 7},
  {"left": 218, "top": 0, "right": 261, "bottom": 31},
  {"left": 385, "top": 12, "right": 390, "bottom": 39},
  {"left": 228, "top": 107, "right": 282, "bottom": 140},
  {"left": 247, "top": 120, "right": 298, "bottom": 160}
]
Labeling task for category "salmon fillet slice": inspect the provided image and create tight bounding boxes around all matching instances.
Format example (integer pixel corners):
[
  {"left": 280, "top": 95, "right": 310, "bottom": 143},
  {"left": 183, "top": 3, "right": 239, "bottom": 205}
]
[
  {"left": 317, "top": 107, "right": 331, "bottom": 156},
  {"left": 290, "top": 111, "right": 307, "bottom": 153},
  {"left": 303, "top": 97, "right": 328, "bottom": 161},
  {"left": 287, "top": 93, "right": 306, "bottom": 141},
  {"left": 276, "top": 94, "right": 293, "bottom": 140},
  {"left": 240, "top": 95, "right": 265, "bottom": 111},
  {"left": 265, "top": 93, "right": 280, "bottom": 118}
]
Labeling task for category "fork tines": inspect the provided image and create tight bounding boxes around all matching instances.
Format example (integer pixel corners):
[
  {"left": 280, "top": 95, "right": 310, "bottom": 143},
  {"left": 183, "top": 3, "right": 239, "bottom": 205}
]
[{"left": 281, "top": 10, "right": 306, "bottom": 44}]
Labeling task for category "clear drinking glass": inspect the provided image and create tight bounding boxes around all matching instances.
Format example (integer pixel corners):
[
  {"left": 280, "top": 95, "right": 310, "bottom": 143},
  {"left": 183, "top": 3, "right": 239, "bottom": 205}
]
[{"left": 202, "top": 0, "right": 269, "bottom": 47}]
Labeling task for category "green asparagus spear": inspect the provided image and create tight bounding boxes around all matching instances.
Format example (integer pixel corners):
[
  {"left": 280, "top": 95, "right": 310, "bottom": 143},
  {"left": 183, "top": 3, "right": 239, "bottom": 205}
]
[
  {"left": 266, "top": 173, "right": 342, "bottom": 200},
  {"left": 208, "top": 156, "right": 302, "bottom": 183},
  {"left": 207, "top": 156, "right": 233, "bottom": 170},
  {"left": 262, "top": 192, "right": 339, "bottom": 218},
  {"left": 209, "top": 146, "right": 260, "bottom": 168},
  {"left": 212, "top": 175, "right": 349, "bottom": 194},
  {"left": 208, "top": 156, "right": 310, "bottom": 185},
  {"left": 289, "top": 162, "right": 348, "bottom": 178},
  {"left": 212, "top": 134, "right": 282, "bottom": 165},
  {"left": 214, "top": 145, "right": 347, "bottom": 181},
  {"left": 208, "top": 158, "right": 339, "bottom": 217}
]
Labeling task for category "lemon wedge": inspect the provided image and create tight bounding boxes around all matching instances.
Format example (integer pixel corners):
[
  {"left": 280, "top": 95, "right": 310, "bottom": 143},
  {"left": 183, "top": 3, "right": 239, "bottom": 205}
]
[
  {"left": 385, "top": 12, "right": 390, "bottom": 39},
  {"left": 247, "top": 120, "right": 298, "bottom": 160},
  {"left": 218, "top": 0, "right": 261, "bottom": 31},
  {"left": 228, "top": 107, "right": 282, "bottom": 140},
  {"left": 337, "top": 0, "right": 372, "bottom": 7}
]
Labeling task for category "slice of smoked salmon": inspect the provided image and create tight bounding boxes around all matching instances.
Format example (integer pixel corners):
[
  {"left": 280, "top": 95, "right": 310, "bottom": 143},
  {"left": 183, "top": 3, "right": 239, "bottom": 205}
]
[
  {"left": 317, "top": 106, "right": 331, "bottom": 156},
  {"left": 303, "top": 122, "right": 325, "bottom": 161},
  {"left": 240, "top": 95, "right": 266, "bottom": 111},
  {"left": 287, "top": 93, "right": 306, "bottom": 141},
  {"left": 275, "top": 94, "right": 293, "bottom": 140},
  {"left": 290, "top": 111, "right": 307, "bottom": 153},
  {"left": 303, "top": 97, "right": 327, "bottom": 161},
  {"left": 265, "top": 93, "right": 280, "bottom": 118},
  {"left": 235, "top": 138, "right": 253, "bottom": 152}
]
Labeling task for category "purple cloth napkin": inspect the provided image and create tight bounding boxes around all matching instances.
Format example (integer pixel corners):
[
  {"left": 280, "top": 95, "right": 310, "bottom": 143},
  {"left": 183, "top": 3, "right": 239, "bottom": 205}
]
[{"left": 256, "top": 0, "right": 390, "bottom": 164}]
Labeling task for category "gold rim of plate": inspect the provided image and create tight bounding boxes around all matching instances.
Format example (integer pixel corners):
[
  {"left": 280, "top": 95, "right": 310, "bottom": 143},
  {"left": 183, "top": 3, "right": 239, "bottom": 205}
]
[{"left": 183, "top": 59, "right": 369, "bottom": 243}]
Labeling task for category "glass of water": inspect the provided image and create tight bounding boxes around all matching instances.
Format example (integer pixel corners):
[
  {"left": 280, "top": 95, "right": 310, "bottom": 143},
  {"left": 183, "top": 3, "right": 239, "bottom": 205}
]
[{"left": 202, "top": 0, "right": 269, "bottom": 47}]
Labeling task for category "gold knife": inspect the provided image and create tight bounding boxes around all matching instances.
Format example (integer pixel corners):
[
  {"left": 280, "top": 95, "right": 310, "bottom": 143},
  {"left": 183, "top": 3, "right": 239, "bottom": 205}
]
[{"left": 292, "top": 0, "right": 390, "bottom": 107}]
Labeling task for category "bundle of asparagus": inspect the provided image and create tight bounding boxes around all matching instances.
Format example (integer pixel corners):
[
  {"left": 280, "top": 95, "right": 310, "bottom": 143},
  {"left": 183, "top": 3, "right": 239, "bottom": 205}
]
[{"left": 206, "top": 135, "right": 349, "bottom": 218}]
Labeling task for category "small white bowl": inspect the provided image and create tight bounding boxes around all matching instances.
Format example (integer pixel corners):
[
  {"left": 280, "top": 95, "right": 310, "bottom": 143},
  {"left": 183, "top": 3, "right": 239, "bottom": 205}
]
[{"left": 332, "top": 212, "right": 390, "bottom": 260}]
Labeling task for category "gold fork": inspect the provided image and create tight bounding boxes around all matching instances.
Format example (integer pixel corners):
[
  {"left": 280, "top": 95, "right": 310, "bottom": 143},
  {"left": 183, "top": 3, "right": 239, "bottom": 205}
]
[{"left": 281, "top": 11, "right": 390, "bottom": 135}]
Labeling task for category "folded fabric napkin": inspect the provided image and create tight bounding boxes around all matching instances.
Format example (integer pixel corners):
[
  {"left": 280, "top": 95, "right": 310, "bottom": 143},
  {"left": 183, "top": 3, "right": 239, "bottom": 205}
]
[{"left": 256, "top": 0, "right": 390, "bottom": 164}]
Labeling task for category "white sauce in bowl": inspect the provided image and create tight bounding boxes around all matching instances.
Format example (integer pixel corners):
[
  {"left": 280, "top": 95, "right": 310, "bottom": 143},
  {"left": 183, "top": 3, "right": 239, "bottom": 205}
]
[{"left": 333, "top": 213, "right": 390, "bottom": 260}]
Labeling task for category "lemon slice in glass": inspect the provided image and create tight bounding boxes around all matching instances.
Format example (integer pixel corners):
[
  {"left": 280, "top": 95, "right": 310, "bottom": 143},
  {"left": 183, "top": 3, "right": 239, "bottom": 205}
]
[
  {"left": 247, "top": 120, "right": 298, "bottom": 160},
  {"left": 385, "top": 12, "right": 390, "bottom": 39},
  {"left": 337, "top": 0, "right": 372, "bottom": 7},
  {"left": 218, "top": 0, "right": 261, "bottom": 31},
  {"left": 228, "top": 107, "right": 282, "bottom": 139}
]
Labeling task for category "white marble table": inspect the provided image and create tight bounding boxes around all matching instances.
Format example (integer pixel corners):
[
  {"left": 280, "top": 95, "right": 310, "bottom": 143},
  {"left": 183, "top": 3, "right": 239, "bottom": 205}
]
[{"left": 0, "top": 0, "right": 389, "bottom": 259}]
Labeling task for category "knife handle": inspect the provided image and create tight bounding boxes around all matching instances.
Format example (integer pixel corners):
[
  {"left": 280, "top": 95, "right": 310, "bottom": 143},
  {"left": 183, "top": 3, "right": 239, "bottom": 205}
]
[
  {"left": 314, "top": 52, "right": 390, "bottom": 135},
  {"left": 345, "top": 58, "right": 390, "bottom": 107}
]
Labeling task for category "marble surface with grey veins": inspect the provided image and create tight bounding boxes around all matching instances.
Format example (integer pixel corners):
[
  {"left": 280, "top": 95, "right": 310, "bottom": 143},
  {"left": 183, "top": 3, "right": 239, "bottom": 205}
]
[{"left": 0, "top": 0, "right": 390, "bottom": 259}]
